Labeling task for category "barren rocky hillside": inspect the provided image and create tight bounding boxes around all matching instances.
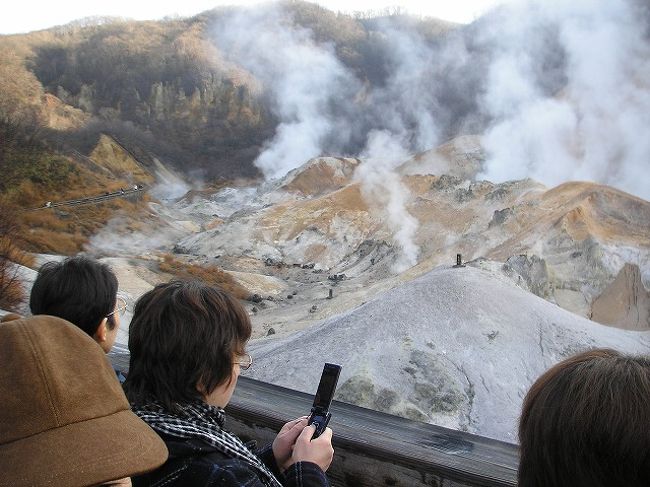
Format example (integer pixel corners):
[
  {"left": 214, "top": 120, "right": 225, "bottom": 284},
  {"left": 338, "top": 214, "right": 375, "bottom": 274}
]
[
  {"left": 244, "top": 265, "right": 650, "bottom": 442},
  {"left": 6, "top": 133, "right": 649, "bottom": 442},
  {"left": 171, "top": 137, "right": 650, "bottom": 332}
]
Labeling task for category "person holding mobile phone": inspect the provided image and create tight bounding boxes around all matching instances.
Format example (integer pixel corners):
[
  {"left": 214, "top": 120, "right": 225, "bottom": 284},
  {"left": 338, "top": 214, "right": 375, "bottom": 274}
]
[{"left": 124, "top": 280, "right": 334, "bottom": 487}]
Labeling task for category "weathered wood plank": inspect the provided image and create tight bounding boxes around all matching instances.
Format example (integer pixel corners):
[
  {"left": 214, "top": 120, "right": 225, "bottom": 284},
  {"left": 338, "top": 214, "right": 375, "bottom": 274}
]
[
  {"left": 109, "top": 348, "right": 518, "bottom": 487},
  {"left": 228, "top": 376, "right": 518, "bottom": 487}
]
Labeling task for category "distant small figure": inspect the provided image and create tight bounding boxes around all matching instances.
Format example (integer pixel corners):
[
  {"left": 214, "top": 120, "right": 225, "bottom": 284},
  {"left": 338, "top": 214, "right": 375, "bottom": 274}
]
[
  {"left": 133, "top": 184, "right": 139, "bottom": 190},
  {"left": 45, "top": 201, "right": 52, "bottom": 208},
  {"left": 453, "top": 253, "right": 465, "bottom": 268},
  {"left": 120, "top": 188, "right": 125, "bottom": 194}
]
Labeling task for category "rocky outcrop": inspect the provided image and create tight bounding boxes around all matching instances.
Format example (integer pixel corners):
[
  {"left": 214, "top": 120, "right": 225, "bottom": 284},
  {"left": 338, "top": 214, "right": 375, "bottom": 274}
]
[
  {"left": 488, "top": 207, "right": 514, "bottom": 228},
  {"left": 484, "top": 182, "right": 650, "bottom": 320},
  {"left": 89, "top": 135, "right": 156, "bottom": 184},
  {"left": 280, "top": 157, "right": 360, "bottom": 196},
  {"left": 502, "top": 254, "right": 553, "bottom": 300},
  {"left": 180, "top": 154, "right": 650, "bottom": 323},
  {"left": 181, "top": 182, "right": 374, "bottom": 269},
  {"left": 42, "top": 93, "right": 89, "bottom": 130},
  {"left": 401, "top": 135, "right": 484, "bottom": 180},
  {"left": 591, "top": 263, "right": 650, "bottom": 330}
]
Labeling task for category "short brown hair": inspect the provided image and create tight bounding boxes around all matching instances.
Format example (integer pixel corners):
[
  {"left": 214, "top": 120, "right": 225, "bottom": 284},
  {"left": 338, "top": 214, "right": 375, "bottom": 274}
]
[
  {"left": 519, "top": 349, "right": 650, "bottom": 487},
  {"left": 30, "top": 256, "right": 119, "bottom": 334},
  {"left": 124, "top": 280, "right": 251, "bottom": 411}
]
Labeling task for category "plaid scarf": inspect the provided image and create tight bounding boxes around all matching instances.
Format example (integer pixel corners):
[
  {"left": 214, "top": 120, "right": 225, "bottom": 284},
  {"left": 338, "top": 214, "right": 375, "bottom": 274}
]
[{"left": 132, "top": 401, "right": 283, "bottom": 487}]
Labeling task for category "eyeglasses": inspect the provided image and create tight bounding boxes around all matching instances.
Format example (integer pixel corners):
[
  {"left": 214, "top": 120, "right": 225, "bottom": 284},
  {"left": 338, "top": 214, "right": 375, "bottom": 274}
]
[
  {"left": 106, "top": 296, "right": 128, "bottom": 318},
  {"left": 234, "top": 353, "right": 253, "bottom": 370}
]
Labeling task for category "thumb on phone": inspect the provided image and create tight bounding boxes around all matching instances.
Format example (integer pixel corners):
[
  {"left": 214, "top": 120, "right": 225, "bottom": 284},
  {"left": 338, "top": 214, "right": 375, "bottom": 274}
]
[
  {"left": 291, "top": 424, "right": 334, "bottom": 471},
  {"left": 299, "top": 424, "right": 317, "bottom": 442}
]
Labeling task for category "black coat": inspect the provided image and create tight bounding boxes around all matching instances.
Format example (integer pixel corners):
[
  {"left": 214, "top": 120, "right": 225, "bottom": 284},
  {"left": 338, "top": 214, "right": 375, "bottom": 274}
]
[{"left": 132, "top": 432, "right": 330, "bottom": 487}]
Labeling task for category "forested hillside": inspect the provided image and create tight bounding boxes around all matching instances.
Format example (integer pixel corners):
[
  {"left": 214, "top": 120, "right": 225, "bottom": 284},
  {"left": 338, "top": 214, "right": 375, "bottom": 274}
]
[{"left": 0, "top": 1, "right": 461, "bottom": 182}]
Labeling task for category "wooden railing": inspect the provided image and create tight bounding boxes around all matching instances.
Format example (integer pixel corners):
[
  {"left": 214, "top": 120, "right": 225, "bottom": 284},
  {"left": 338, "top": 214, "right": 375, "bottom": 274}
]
[
  {"left": 110, "top": 352, "right": 518, "bottom": 487},
  {"left": 227, "top": 377, "right": 517, "bottom": 487}
]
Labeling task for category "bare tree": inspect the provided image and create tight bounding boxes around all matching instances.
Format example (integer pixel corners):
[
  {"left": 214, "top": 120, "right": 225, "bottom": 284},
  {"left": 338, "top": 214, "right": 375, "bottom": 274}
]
[{"left": 0, "top": 203, "right": 28, "bottom": 312}]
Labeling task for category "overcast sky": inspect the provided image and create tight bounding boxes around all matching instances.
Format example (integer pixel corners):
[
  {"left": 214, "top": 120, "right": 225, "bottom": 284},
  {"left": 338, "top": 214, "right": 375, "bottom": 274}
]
[{"left": 0, "top": 0, "right": 506, "bottom": 35}]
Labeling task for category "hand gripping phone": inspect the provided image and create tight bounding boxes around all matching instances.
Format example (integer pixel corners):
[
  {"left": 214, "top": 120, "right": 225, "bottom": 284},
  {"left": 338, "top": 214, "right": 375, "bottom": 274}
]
[{"left": 307, "top": 363, "right": 342, "bottom": 439}]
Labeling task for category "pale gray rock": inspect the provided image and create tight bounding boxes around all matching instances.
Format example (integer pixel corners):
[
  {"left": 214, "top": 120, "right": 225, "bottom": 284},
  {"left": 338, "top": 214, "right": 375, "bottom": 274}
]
[
  {"left": 502, "top": 254, "right": 553, "bottom": 300},
  {"left": 31, "top": 253, "right": 65, "bottom": 269},
  {"left": 400, "top": 135, "right": 484, "bottom": 180},
  {"left": 246, "top": 265, "right": 650, "bottom": 442}
]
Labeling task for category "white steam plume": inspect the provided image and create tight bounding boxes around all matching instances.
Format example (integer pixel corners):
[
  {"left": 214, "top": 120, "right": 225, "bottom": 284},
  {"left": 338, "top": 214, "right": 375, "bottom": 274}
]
[
  {"left": 479, "top": 0, "right": 650, "bottom": 200},
  {"left": 206, "top": 0, "right": 650, "bottom": 274},
  {"left": 211, "top": 5, "right": 447, "bottom": 179},
  {"left": 211, "top": 5, "right": 441, "bottom": 273},
  {"left": 355, "top": 131, "right": 419, "bottom": 272},
  {"left": 207, "top": 1, "right": 650, "bottom": 201},
  {"left": 361, "top": 20, "right": 442, "bottom": 151},
  {"left": 212, "top": 6, "right": 358, "bottom": 180}
]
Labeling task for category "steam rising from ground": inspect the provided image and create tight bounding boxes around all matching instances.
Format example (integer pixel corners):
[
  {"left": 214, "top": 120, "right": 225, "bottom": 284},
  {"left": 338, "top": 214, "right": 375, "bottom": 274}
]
[
  {"left": 479, "top": 0, "right": 650, "bottom": 200},
  {"left": 355, "top": 131, "right": 419, "bottom": 271},
  {"left": 211, "top": 6, "right": 445, "bottom": 180},
  {"left": 212, "top": 7, "right": 359, "bottom": 180},
  {"left": 205, "top": 0, "right": 650, "bottom": 271},
  {"left": 210, "top": 0, "right": 650, "bottom": 202},
  {"left": 359, "top": 20, "right": 443, "bottom": 153},
  {"left": 211, "top": 6, "right": 451, "bottom": 269}
]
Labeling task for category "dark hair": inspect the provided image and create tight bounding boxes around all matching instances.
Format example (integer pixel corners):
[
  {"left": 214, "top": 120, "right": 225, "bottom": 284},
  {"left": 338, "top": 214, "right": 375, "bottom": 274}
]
[
  {"left": 29, "top": 256, "right": 119, "bottom": 336},
  {"left": 519, "top": 348, "right": 650, "bottom": 487},
  {"left": 124, "top": 280, "right": 252, "bottom": 411}
]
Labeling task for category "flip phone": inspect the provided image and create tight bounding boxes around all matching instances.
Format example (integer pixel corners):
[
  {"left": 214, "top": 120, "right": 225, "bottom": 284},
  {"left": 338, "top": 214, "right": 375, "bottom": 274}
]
[{"left": 307, "top": 363, "right": 342, "bottom": 439}]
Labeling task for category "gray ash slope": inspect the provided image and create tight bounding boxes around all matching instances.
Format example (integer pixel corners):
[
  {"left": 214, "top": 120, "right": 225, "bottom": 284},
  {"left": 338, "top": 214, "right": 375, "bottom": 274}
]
[{"left": 246, "top": 264, "right": 650, "bottom": 442}]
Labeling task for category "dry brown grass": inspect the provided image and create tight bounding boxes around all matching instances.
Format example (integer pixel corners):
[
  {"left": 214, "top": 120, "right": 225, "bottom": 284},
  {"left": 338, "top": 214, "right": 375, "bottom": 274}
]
[
  {"left": 158, "top": 254, "right": 251, "bottom": 300},
  {"left": 8, "top": 162, "right": 152, "bottom": 255},
  {"left": 17, "top": 196, "right": 147, "bottom": 254}
]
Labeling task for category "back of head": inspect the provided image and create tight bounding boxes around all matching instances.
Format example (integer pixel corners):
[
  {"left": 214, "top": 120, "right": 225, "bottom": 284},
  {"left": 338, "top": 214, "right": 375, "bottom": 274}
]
[
  {"left": 519, "top": 349, "right": 650, "bottom": 487},
  {"left": 124, "top": 280, "right": 252, "bottom": 411},
  {"left": 0, "top": 315, "right": 167, "bottom": 486},
  {"left": 29, "top": 256, "right": 118, "bottom": 335}
]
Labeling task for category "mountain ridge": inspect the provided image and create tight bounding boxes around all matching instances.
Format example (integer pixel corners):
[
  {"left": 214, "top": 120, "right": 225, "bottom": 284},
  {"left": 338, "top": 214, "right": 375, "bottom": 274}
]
[{"left": 0, "top": 1, "right": 460, "bottom": 180}]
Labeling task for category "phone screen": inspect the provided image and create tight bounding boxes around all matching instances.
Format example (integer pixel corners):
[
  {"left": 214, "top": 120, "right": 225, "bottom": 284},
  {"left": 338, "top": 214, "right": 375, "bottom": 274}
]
[{"left": 312, "top": 363, "right": 341, "bottom": 410}]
